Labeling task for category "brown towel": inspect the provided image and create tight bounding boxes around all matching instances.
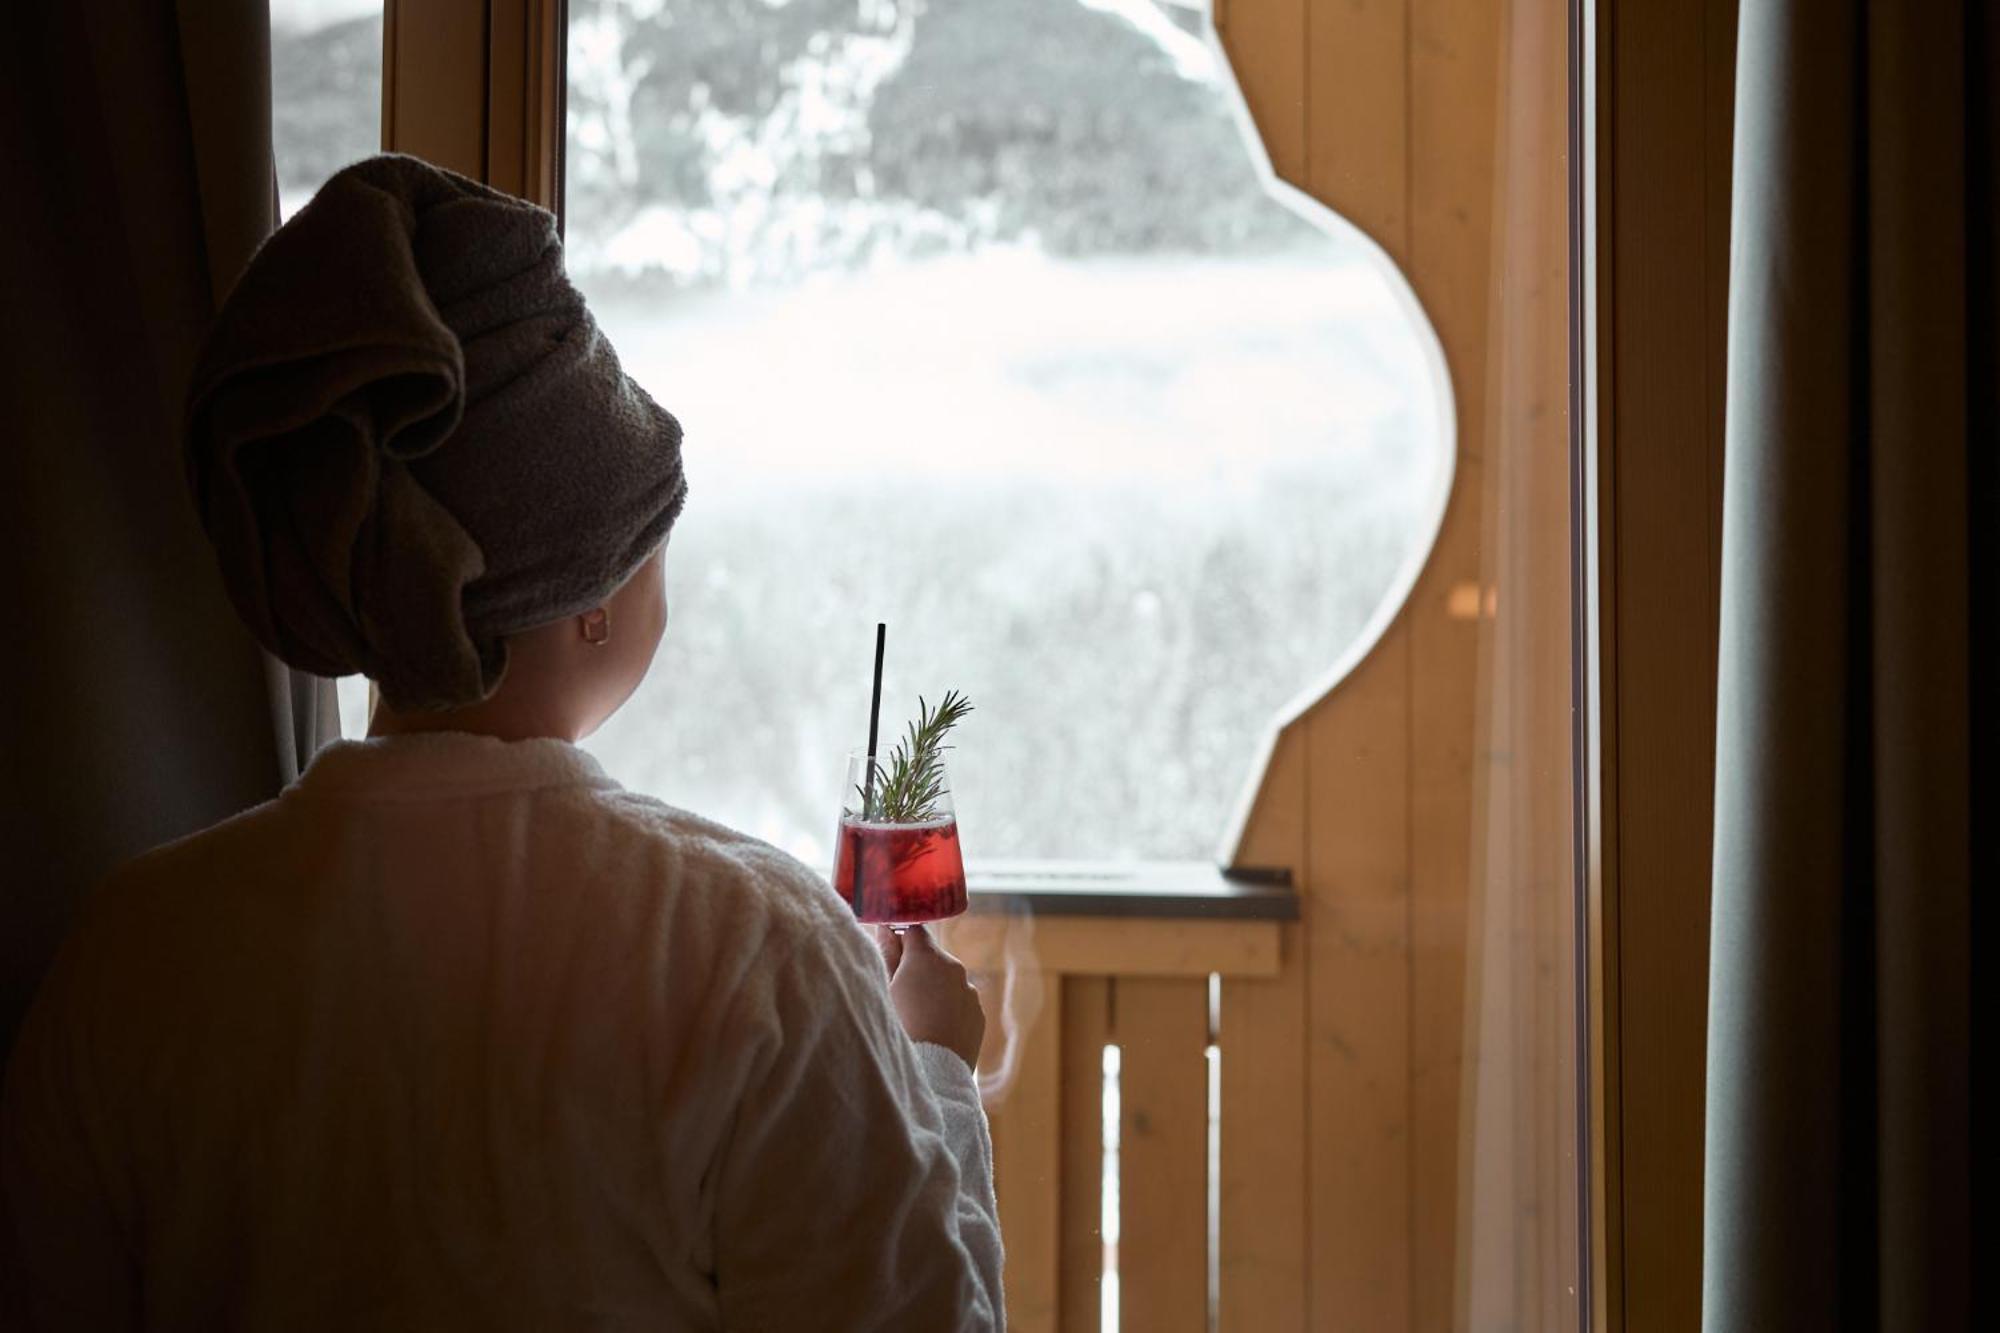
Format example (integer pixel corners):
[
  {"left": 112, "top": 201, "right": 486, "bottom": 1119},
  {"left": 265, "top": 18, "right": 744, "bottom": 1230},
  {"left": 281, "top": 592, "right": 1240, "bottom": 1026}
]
[{"left": 184, "top": 154, "right": 686, "bottom": 711}]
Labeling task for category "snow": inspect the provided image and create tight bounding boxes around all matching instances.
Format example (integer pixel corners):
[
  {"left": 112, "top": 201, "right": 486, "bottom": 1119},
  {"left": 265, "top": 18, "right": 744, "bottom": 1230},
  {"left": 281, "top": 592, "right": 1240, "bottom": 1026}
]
[{"left": 578, "top": 251, "right": 1445, "bottom": 864}]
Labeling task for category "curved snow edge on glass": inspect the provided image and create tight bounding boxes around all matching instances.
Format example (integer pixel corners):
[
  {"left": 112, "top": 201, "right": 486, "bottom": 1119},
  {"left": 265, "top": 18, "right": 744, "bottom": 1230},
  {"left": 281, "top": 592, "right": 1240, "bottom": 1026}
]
[{"left": 1199, "top": 8, "right": 1459, "bottom": 866}]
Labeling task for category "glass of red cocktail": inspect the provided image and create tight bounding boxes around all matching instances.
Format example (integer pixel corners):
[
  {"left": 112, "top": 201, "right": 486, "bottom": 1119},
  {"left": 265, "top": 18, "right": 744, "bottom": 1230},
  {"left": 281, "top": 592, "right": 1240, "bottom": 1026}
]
[{"left": 833, "top": 747, "right": 969, "bottom": 927}]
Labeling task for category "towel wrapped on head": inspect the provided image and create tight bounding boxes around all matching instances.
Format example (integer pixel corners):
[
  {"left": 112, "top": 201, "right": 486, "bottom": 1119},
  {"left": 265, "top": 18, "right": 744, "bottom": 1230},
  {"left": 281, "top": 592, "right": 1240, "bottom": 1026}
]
[{"left": 184, "top": 153, "right": 686, "bottom": 712}]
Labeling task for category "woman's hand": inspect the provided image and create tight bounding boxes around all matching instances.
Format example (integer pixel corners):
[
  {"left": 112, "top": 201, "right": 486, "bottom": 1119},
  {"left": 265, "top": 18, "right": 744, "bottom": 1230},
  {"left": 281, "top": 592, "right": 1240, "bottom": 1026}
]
[{"left": 875, "top": 925, "right": 986, "bottom": 1071}]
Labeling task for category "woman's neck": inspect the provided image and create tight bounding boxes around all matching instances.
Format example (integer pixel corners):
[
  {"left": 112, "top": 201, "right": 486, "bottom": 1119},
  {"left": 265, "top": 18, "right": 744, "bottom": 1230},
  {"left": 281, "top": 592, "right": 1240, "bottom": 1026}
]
[{"left": 367, "top": 695, "right": 580, "bottom": 744}]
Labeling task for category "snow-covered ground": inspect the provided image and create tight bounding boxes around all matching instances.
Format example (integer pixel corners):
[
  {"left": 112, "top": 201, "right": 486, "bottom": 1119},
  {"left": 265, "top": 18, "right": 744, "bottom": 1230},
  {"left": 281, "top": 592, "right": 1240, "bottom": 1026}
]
[{"left": 576, "top": 250, "right": 1446, "bottom": 865}]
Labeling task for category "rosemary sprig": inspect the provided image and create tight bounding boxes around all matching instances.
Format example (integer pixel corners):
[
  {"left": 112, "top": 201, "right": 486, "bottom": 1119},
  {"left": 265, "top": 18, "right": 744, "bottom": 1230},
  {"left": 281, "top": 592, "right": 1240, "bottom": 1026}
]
[{"left": 860, "top": 691, "right": 973, "bottom": 823}]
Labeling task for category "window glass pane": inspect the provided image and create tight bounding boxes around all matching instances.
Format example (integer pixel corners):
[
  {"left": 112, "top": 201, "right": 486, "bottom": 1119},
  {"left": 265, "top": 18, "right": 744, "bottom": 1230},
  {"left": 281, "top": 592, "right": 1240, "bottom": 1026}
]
[
  {"left": 565, "top": 0, "right": 1450, "bottom": 865},
  {"left": 270, "top": 0, "right": 384, "bottom": 735}
]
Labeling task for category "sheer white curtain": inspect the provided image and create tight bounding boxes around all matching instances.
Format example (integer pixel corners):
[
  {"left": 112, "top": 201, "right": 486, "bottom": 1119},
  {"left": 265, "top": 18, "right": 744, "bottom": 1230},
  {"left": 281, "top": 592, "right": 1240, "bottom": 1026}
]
[{"left": 1456, "top": 0, "right": 1580, "bottom": 1325}]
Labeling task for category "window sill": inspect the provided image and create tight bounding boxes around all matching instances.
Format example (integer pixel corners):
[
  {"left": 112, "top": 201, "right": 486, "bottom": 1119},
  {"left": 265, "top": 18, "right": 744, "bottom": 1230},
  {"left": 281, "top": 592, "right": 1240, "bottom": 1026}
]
[{"left": 965, "top": 860, "right": 1297, "bottom": 921}]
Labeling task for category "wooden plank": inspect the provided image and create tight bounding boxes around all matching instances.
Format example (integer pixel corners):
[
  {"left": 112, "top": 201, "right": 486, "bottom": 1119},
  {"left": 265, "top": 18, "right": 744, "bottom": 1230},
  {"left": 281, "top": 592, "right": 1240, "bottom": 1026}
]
[
  {"left": 987, "top": 981, "right": 1063, "bottom": 1333},
  {"left": 1227, "top": 720, "right": 1309, "bottom": 873},
  {"left": 1114, "top": 977, "right": 1212, "bottom": 1333},
  {"left": 1408, "top": 0, "right": 1501, "bottom": 407},
  {"left": 1303, "top": 626, "right": 1413, "bottom": 1330},
  {"left": 938, "top": 917, "right": 1280, "bottom": 980},
  {"left": 1306, "top": 0, "right": 1411, "bottom": 261},
  {"left": 1060, "top": 978, "right": 1112, "bottom": 1333},
  {"left": 1218, "top": 722, "right": 1308, "bottom": 1332},
  {"left": 1219, "top": 924, "right": 1309, "bottom": 1332},
  {"left": 1217, "top": 0, "right": 1308, "bottom": 186}
]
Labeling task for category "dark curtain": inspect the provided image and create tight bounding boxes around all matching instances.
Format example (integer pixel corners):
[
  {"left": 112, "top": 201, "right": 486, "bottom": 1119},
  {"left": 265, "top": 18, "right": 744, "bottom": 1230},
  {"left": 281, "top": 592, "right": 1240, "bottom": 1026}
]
[
  {"left": 0, "top": 2, "right": 340, "bottom": 1049},
  {"left": 1704, "top": 0, "right": 1994, "bottom": 1328}
]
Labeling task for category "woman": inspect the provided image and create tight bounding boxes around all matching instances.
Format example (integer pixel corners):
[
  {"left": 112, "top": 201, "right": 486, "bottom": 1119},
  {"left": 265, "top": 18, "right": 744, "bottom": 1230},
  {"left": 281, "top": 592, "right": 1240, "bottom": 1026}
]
[{"left": 1, "top": 155, "right": 1001, "bottom": 1330}]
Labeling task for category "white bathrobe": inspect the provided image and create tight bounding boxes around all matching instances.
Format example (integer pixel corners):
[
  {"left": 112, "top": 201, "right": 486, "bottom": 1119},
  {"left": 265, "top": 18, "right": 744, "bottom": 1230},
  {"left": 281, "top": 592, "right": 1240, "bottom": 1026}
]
[{"left": 1, "top": 733, "right": 1003, "bottom": 1331}]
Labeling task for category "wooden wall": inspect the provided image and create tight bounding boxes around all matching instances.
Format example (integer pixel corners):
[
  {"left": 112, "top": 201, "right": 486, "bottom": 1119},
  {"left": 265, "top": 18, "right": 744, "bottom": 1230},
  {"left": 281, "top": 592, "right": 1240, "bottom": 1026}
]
[
  {"left": 1215, "top": 0, "right": 1736, "bottom": 1327},
  {"left": 1216, "top": 0, "right": 1570, "bottom": 1328}
]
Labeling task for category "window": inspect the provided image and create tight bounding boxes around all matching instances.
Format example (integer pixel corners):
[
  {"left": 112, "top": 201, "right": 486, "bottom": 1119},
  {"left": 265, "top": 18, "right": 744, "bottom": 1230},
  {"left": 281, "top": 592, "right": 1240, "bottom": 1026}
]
[
  {"left": 288, "top": 4, "right": 1583, "bottom": 1328},
  {"left": 270, "top": 0, "right": 386, "bottom": 737},
  {"left": 565, "top": 0, "right": 1451, "bottom": 866}
]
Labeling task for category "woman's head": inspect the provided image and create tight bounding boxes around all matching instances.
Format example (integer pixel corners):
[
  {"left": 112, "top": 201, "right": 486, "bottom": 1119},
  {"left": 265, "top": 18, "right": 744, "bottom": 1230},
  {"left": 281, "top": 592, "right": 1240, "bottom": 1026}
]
[
  {"left": 183, "top": 155, "right": 686, "bottom": 728},
  {"left": 367, "top": 544, "right": 668, "bottom": 742}
]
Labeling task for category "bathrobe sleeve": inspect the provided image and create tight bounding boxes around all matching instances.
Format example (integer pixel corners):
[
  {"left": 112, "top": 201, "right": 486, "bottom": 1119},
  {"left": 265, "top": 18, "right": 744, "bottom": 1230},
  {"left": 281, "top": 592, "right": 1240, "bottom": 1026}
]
[
  {"left": 710, "top": 915, "right": 1004, "bottom": 1332},
  {"left": 1, "top": 925, "right": 139, "bottom": 1332}
]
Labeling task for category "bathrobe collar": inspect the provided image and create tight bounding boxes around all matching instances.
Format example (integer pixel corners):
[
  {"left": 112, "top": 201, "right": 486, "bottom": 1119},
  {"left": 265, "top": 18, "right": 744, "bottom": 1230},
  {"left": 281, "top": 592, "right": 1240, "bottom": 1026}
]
[{"left": 288, "top": 731, "right": 619, "bottom": 801}]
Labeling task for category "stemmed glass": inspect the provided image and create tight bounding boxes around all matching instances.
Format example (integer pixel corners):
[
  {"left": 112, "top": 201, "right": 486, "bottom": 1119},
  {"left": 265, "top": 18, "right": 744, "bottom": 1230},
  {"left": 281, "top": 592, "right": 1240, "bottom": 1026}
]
[{"left": 832, "top": 748, "right": 969, "bottom": 928}]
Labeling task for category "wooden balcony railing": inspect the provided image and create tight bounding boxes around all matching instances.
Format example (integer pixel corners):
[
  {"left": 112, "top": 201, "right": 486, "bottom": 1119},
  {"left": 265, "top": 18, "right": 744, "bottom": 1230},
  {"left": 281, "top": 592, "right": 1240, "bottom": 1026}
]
[{"left": 944, "top": 869, "right": 1300, "bottom": 1333}]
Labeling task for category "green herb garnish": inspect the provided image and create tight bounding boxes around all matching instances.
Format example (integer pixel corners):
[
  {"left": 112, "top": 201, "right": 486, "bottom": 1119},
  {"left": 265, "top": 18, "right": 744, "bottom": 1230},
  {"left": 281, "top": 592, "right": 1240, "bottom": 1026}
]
[{"left": 859, "top": 691, "right": 973, "bottom": 823}]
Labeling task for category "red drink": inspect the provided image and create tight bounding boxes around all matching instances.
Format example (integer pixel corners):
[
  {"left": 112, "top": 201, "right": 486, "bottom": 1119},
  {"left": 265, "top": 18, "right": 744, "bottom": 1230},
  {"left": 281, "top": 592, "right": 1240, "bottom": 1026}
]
[{"left": 833, "top": 816, "right": 969, "bottom": 925}]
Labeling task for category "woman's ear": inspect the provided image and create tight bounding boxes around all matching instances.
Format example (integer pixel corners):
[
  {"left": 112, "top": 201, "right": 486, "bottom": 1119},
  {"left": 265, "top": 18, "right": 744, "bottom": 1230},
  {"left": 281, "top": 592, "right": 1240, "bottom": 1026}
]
[{"left": 580, "top": 608, "right": 611, "bottom": 644}]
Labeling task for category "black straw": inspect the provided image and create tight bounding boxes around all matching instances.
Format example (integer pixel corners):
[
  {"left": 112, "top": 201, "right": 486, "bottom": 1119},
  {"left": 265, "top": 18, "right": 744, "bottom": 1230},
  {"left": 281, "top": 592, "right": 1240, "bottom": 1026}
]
[{"left": 863, "top": 623, "right": 886, "bottom": 810}]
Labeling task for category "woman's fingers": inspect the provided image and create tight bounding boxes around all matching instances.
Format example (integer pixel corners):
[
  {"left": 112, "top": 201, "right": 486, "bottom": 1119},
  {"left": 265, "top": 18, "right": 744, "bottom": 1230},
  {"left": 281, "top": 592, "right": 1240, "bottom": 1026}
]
[
  {"left": 883, "top": 923, "right": 986, "bottom": 1069},
  {"left": 897, "top": 924, "right": 967, "bottom": 976}
]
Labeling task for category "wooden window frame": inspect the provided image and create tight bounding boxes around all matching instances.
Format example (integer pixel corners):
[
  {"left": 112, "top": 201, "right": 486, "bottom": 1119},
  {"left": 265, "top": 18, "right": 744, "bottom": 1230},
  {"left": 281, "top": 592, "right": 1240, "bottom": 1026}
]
[
  {"left": 382, "top": 0, "right": 565, "bottom": 215},
  {"left": 1584, "top": 0, "right": 1736, "bottom": 1328}
]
